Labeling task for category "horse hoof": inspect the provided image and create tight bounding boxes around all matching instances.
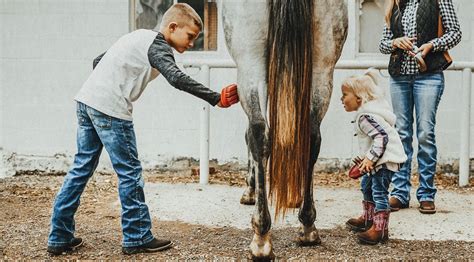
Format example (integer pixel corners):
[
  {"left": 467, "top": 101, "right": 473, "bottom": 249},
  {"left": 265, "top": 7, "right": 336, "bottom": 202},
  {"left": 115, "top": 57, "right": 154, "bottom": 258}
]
[
  {"left": 249, "top": 254, "right": 275, "bottom": 262},
  {"left": 249, "top": 232, "right": 274, "bottom": 260},
  {"left": 297, "top": 224, "right": 321, "bottom": 246},
  {"left": 240, "top": 188, "right": 256, "bottom": 205}
]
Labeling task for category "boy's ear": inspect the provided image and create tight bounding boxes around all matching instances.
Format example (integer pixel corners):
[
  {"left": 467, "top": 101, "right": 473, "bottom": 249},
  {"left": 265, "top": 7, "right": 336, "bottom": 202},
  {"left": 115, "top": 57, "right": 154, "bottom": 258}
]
[{"left": 168, "top": 22, "right": 178, "bottom": 32}]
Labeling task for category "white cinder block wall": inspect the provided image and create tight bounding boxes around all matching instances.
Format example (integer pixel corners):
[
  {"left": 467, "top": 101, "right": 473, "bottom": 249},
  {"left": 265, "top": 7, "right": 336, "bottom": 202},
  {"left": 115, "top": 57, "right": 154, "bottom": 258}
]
[{"left": 0, "top": 0, "right": 473, "bottom": 177}]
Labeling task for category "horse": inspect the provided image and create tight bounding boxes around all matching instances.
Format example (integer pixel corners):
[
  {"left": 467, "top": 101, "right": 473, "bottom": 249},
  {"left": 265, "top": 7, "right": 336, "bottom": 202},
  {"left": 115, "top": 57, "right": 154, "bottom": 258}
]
[{"left": 222, "top": 0, "right": 348, "bottom": 259}]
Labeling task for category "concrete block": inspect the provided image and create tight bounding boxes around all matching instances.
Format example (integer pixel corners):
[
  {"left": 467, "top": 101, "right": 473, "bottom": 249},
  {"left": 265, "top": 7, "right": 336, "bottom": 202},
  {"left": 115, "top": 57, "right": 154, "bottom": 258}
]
[
  {"left": 39, "top": 36, "right": 89, "bottom": 60},
  {"left": 1, "top": 35, "right": 41, "bottom": 59},
  {"left": 1, "top": 0, "right": 39, "bottom": 14},
  {"left": 0, "top": 148, "right": 15, "bottom": 178},
  {"left": 83, "top": 0, "right": 128, "bottom": 15},
  {"left": 38, "top": 0, "right": 84, "bottom": 15},
  {"left": 38, "top": 13, "right": 71, "bottom": 37},
  {"left": 1, "top": 14, "right": 41, "bottom": 38},
  {"left": 82, "top": 14, "right": 128, "bottom": 37}
]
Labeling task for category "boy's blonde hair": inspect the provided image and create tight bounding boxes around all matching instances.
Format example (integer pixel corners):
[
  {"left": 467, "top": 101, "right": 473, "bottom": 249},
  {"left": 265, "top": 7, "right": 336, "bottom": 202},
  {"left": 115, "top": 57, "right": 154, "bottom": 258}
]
[
  {"left": 342, "top": 68, "right": 384, "bottom": 104},
  {"left": 160, "top": 3, "right": 203, "bottom": 31}
]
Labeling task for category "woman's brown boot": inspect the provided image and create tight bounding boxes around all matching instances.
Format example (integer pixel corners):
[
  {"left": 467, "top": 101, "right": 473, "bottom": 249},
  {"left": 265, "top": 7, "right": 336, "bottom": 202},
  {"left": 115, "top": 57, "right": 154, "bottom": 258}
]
[
  {"left": 346, "top": 201, "right": 375, "bottom": 232},
  {"left": 357, "top": 210, "right": 390, "bottom": 245}
]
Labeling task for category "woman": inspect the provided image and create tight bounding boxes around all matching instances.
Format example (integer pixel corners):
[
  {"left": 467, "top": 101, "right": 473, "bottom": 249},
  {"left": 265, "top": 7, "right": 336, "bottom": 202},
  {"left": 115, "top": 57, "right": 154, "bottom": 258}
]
[{"left": 379, "top": 0, "right": 461, "bottom": 214}]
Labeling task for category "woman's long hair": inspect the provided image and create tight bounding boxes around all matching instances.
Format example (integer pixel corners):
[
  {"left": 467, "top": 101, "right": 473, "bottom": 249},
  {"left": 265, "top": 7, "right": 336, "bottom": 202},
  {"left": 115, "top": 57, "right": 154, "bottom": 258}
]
[{"left": 385, "top": 0, "right": 402, "bottom": 26}]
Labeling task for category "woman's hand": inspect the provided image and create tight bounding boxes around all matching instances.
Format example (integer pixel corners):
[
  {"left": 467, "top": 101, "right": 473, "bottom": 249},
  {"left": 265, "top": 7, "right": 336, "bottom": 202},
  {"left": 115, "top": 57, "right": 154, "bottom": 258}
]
[
  {"left": 392, "top": 37, "right": 416, "bottom": 51},
  {"left": 358, "top": 157, "right": 374, "bottom": 173},
  {"left": 415, "top": 42, "right": 434, "bottom": 58}
]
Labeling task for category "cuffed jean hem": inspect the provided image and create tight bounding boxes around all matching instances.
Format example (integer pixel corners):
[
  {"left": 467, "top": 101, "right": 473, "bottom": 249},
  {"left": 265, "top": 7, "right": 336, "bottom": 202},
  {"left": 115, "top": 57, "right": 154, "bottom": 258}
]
[
  {"left": 419, "top": 197, "right": 435, "bottom": 202},
  {"left": 374, "top": 208, "right": 391, "bottom": 213},
  {"left": 122, "top": 235, "right": 155, "bottom": 248},
  {"left": 389, "top": 194, "right": 409, "bottom": 206},
  {"left": 47, "top": 240, "right": 74, "bottom": 247}
]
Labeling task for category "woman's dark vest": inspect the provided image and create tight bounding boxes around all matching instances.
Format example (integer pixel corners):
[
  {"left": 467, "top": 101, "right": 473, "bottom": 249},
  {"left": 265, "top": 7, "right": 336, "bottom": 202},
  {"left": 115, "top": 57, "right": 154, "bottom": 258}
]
[{"left": 388, "top": 0, "right": 452, "bottom": 76}]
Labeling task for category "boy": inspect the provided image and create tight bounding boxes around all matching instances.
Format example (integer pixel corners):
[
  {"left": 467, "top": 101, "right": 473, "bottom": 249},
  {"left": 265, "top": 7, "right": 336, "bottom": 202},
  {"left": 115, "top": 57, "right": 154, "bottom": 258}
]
[{"left": 47, "top": 3, "right": 239, "bottom": 256}]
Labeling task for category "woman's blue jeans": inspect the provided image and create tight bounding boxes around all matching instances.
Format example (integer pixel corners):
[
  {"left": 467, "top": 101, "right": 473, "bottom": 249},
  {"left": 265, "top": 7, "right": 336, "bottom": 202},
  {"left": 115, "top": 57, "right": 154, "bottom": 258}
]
[
  {"left": 389, "top": 73, "right": 445, "bottom": 205},
  {"left": 361, "top": 169, "right": 393, "bottom": 212},
  {"left": 48, "top": 102, "right": 154, "bottom": 248}
]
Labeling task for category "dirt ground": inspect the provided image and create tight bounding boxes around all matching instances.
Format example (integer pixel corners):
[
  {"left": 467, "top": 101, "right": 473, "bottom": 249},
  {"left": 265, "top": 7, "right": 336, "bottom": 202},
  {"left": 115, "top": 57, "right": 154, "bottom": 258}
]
[{"left": 1, "top": 169, "right": 473, "bottom": 260}]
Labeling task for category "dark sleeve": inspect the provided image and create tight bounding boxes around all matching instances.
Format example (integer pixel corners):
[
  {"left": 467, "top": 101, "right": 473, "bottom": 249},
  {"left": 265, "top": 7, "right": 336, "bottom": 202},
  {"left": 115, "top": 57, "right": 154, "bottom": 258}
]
[
  {"left": 147, "top": 37, "right": 221, "bottom": 106},
  {"left": 93, "top": 52, "right": 106, "bottom": 69}
]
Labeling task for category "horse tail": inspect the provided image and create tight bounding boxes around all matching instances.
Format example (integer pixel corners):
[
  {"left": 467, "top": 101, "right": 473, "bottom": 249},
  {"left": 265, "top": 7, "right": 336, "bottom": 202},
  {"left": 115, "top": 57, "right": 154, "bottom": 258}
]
[{"left": 266, "top": 0, "right": 313, "bottom": 216}]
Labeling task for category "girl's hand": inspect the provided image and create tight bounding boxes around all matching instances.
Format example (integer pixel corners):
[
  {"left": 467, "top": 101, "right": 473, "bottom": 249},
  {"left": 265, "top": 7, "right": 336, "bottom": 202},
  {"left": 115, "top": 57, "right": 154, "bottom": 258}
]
[
  {"left": 358, "top": 157, "right": 374, "bottom": 173},
  {"left": 352, "top": 156, "right": 363, "bottom": 166},
  {"left": 392, "top": 37, "right": 416, "bottom": 51}
]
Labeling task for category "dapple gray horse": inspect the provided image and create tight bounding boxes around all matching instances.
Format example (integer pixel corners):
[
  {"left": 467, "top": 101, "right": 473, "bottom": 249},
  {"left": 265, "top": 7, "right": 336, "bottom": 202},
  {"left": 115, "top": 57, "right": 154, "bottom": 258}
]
[{"left": 222, "top": 0, "right": 348, "bottom": 259}]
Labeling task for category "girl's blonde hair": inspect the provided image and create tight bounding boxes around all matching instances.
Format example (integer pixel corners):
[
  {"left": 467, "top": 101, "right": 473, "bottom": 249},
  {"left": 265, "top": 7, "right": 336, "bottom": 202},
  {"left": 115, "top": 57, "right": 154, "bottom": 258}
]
[{"left": 342, "top": 68, "right": 383, "bottom": 104}]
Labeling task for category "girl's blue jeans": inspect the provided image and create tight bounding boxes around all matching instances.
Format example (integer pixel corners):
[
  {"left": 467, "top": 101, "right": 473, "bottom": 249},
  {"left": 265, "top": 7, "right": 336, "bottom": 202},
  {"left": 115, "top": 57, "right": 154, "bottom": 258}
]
[
  {"left": 389, "top": 73, "right": 444, "bottom": 206},
  {"left": 48, "top": 102, "right": 154, "bottom": 248},
  {"left": 361, "top": 168, "right": 393, "bottom": 212}
]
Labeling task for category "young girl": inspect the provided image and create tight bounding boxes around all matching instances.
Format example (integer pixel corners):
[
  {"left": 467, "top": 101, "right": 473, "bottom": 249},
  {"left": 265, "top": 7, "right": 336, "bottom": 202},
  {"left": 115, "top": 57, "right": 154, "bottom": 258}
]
[{"left": 341, "top": 70, "right": 406, "bottom": 245}]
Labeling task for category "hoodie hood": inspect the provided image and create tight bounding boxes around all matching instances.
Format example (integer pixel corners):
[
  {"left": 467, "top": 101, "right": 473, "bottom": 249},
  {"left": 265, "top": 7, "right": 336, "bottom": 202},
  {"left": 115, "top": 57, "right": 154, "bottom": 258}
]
[{"left": 355, "top": 99, "right": 396, "bottom": 126}]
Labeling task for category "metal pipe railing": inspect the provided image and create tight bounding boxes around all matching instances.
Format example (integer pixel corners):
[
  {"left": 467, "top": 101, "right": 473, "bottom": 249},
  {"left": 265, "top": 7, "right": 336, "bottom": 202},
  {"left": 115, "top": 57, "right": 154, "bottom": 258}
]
[
  {"left": 460, "top": 68, "right": 472, "bottom": 186},
  {"left": 199, "top": 65, "right": 211, "bottom": 184},
  {"left": 183, "top": 60, "right": 473, "bottom": 186}
]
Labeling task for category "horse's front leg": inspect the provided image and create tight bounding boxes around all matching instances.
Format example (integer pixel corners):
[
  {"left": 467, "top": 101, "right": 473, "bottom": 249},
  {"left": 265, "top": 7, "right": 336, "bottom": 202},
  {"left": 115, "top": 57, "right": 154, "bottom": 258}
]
[{"left": 297, "top": 123, "right": 322, "bottom": 246}]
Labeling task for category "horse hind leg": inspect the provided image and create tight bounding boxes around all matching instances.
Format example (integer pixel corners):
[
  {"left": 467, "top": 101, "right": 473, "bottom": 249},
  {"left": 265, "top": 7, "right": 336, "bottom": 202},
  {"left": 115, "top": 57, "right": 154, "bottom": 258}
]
[
  {"left": 240, "top": 163, "right": 256, "bottom": 205},
  {"left": 240, "top": 131, "right": 256, "bottom": 205},
  {"left": 241, "top": 80, "right": 269, "bottom": 205},
  {"left": 297, "top": 126, "right": 322, "bottom": 246},
  {"left": 246, "top": 116, "right": 274, "bottom": 260}
]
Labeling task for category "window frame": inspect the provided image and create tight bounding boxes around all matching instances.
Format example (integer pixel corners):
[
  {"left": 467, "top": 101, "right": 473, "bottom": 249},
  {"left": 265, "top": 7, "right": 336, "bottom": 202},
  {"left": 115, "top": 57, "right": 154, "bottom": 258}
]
[
  {"left": 354, "top": 0, "right": 388, "bottom": 59},
  {"left": 128, "top": 0, "right": 223, "bottom": 56}
]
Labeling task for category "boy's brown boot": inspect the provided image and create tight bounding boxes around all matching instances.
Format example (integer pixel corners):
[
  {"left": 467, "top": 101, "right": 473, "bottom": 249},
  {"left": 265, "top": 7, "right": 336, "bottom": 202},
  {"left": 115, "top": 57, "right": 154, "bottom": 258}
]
[
  {"left": 346, "top": 200, "right": 375, "bottom": 232},
  {"left": 122, "top": 238, "right": 172, "bottom": 255},
  {"left": 47, "top": 237, "right": 83, "bottom": 256},
  {"left": 357, "top": 210, "right": 390, "bottom": 245}
]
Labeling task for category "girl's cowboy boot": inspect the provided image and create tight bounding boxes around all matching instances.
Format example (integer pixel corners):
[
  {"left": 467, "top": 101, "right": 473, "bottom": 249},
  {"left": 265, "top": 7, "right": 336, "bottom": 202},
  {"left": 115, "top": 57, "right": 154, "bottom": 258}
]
[
  {"left": 346, "top": 201, "right": 375, "bottom": 232},
  {"left": 357, "top": 210, "right": 390, "bottom": 245}
]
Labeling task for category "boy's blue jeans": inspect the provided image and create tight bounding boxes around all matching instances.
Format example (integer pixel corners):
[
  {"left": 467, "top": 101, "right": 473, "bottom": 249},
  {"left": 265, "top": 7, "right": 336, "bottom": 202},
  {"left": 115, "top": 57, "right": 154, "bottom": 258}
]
[
  {"left": 389, "top": 73, "right": 444, "bottom": 205},
  {"left": 361, "top": 169, "right": 393, "bottom": 212},
  {"left": 48, "top": 102, "right": 154, "bottom": 248}
]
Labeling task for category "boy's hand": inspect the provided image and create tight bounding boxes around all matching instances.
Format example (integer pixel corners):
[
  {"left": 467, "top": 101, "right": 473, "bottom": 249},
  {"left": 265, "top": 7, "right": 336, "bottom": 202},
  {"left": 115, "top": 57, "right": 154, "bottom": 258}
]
[
  {"left": 358, "top": 157, "right": 374, "bottom": 173},
  {"left": 218, "top": 84, "right": 239, "bottom": 108}
]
